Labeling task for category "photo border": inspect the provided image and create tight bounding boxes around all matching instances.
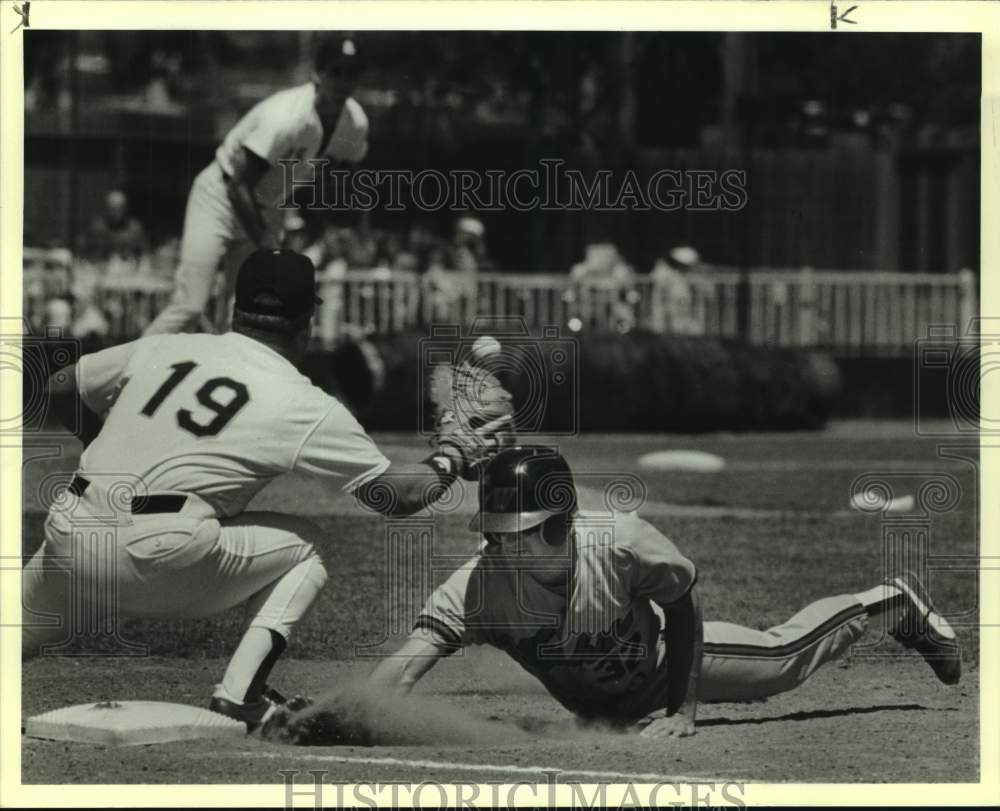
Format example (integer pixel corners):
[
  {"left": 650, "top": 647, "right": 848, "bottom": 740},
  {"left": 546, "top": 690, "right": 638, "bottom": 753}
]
[{"left": 2, "top": 1, "right": 997, "bottom": 806}]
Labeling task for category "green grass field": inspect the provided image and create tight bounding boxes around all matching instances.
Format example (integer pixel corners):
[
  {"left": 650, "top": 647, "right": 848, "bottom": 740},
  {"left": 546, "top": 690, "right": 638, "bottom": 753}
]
[{"left": 20, "top": 425, "right": 980, "bottom": 783}]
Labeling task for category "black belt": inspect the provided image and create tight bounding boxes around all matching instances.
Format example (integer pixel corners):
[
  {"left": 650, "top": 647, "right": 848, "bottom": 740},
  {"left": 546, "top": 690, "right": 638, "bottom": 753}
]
[{"left": 69, "top": 475, "right": 188, "bottom": 515}]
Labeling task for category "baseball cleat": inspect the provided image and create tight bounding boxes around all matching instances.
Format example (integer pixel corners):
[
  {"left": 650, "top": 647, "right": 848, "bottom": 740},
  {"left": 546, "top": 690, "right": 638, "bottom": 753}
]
[
  {"left": 208, "top": 685, "right": 301, "bottom": 733},
  {"left": 260, "top": 695, "right": 315, "bottom": 742},
  {"left": 887, "top": 572, "right": 961, "bottom": 685}
]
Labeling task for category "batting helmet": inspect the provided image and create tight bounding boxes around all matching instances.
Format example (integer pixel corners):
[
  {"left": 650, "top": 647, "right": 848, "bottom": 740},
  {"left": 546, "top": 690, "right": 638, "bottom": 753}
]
[{"left": 469, "top": 445, "right": 578, "bottom": 536}]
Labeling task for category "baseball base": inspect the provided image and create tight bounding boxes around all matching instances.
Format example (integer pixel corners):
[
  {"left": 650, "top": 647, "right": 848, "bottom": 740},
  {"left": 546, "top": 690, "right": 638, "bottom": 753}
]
[
  {"left": 637, "top": 450, "right": 726, "bottom": 472},
  {"left": 25, "top": 700, "right": 245, "bottom": 746}
]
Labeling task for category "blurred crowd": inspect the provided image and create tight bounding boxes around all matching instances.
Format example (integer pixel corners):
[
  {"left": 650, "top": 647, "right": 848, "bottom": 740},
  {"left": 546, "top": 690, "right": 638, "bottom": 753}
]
[
  {"left": 24, "top": 189, "right": 507, "bottom": 341},
  {"left": 567, "top": 242, "right": 713, "bottom": 334},
  {"left": 64, "top": 188, "right": 498, "bottom": 280},
  {"left": 25, "top": 187, "right": 712, "bottom": 342},
  {"left": 26, "top": 189, "right": 168, "bottom": 345},
  {"left": 285, "top": 213, "right": 494, "bottom": 280},
  {"left": 284, "top": 211, "right": 498, "bottom": 327}
]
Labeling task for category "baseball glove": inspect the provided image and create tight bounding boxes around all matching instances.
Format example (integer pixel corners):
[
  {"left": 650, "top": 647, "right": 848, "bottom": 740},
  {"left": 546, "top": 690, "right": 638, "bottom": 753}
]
[{"left": 429, "top": 357, "right": 515, "bottom": 480}]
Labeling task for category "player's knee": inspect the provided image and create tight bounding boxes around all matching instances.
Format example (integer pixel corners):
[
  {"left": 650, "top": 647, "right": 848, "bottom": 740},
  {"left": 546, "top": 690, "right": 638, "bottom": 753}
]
[
  {"left": 303, "top": 549, "right": 329, "bottom": 598},
  {"left": 304, "top": 551, "right": 329, "bottom": 591}
]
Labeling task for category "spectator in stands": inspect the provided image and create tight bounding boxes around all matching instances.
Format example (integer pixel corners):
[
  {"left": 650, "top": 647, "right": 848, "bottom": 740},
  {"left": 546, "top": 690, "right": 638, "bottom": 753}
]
[
  {"left": 569, "top": 243, "right": 638, "bottom": 333},
  {"left": 392, "top": 248, "right": 420, "bottom": 274},
  {"left": 425, "top": 244, "right": 450, "bottom": 276},
  {"left": 43, "top": 296, "right": 74, "bottom": 336},
  {"left": 424, "top": 226, "right": 477, "bottom": 322},
  {"left": 314, "top": 225, "right": 350, "bottom": 280},
  {"left": 450, "top": 216, "right": 494, "bottom": 274},
  {"left": 370, "top": 231, "right": 400, "bottom": 278},
  {"left": 408, "top": 221, "right": 436, "bottom": 265},
  {"left": 70, "top": 298, "right": 112, "bottom": 350},
  {"left": 149, "top": 237, "right": 181, "bottom": 280},
  {"left": 352, "top": 230, "right": 380, "bottom": 271},
  {"left": 143, "top": 49, "right": 185, "bottom": 113},
  {"left": 42, "top": 293, "right": 109, "bottom": 354},
  {"left": 79, "top": 189, "right": 149, "bottom": 263},
  {"left": 649, "top": 245, "right": 710, "bottom": 336},
  {"left": 569, "top": 243, "right": 635, "bottom": 287},
  {"left": 281, "top": 212, "right": 312, "bottom": 255}
]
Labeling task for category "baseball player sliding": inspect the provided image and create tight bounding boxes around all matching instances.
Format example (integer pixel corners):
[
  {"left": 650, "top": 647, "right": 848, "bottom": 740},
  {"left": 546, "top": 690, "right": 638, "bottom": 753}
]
[
  {"left": 143, "top": 35, "right": 368, "bottom": 336},
  {"left": 23, "top": 248, "right": 510, "bottom": 731},
  {"left": 269, "top": 445, "right": 961, "bottom": 742}
]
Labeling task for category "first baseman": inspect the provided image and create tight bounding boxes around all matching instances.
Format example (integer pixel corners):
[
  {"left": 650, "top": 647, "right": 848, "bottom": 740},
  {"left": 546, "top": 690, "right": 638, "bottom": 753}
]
[
  {"left": 143, "top": 36, "right": 368, "bottom": 336},
  {"left": 23, "top": 248, "right": 510, "bottom": 730},
  {"left": 332, "top": 445, "right": 960, "bottom": 740}
]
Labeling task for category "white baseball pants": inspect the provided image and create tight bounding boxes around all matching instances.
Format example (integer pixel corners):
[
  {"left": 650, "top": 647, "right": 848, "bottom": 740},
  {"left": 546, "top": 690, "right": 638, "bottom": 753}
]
[
  {"left": 21, "top": 486, "right": 328, "bottom": 658},
  {"left": 698, "top": 594, "right": 870, "bottom": 701},
  {"left": 143, "top": 162, "right": 255, "bottom": 335}
]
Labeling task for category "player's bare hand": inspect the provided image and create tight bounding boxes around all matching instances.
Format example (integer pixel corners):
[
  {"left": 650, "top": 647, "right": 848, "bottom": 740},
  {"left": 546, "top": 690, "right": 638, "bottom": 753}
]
[{"left": 639, "top": 714, "right": 696, "bottom": 739}]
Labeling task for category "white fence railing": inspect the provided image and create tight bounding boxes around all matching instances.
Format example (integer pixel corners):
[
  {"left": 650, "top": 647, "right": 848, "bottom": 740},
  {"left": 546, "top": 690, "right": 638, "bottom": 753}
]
[
  {"left": 681, "top": 268, "right": 979, "bottom": 351},
  {"left": 321, "top": 270, "right": 422, "bottom": 340},
  {"left": 22, "top": 249, "right": 977, "bottom": 354},
  {"left": 396, "top": 267, "right": 978, "bottom": 353}
]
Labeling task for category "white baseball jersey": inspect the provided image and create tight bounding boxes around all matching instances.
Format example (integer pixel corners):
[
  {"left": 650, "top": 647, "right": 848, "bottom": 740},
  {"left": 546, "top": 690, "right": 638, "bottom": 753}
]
[
  {"left": 76, "top": 332, "right": 389, "bottom": 518},
  {"left": 414, "top": 510, "right": 697, "bottom": 720},
  {"left": 216, "top": 83, "right": 368, "bottom": 217},
  {"left": 143, "top": 83, "right": 367, "bottom": 336}
]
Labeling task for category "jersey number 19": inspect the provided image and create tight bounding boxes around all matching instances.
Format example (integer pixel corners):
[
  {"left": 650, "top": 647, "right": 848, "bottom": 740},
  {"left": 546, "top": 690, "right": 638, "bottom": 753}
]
[{"left": 141, "top": 361, "right": 250, "bottom": 437}]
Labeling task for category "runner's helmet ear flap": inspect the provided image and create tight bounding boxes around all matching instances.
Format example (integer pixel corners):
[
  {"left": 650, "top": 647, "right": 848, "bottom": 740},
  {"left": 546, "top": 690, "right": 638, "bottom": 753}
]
[{"left": 540, "top": 512, "right": 573, "bottom": 546}]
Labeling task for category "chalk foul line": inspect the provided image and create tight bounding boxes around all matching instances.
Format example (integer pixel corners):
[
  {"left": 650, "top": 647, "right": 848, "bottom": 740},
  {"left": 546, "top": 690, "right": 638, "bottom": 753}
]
[{"left": 196, "top": 749, "right": 733, "bottom": 784}]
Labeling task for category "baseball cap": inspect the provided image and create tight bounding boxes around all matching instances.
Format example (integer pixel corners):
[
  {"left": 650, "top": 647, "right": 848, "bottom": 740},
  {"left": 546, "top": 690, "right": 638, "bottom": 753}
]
[
  {"left": 669, "top": 245, "right": 701, "bottom": 268},
  {"left": 235, "top": 248, "right": 322, "bottom": 319},
  {"left": 315, "top": 35, "right": 365, "bottom": 76}
]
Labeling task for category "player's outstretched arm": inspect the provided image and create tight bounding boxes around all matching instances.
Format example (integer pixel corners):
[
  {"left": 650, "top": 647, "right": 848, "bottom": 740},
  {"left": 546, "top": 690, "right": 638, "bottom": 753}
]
[
  {"left": 641, "top": 587, "right": 703, "bottom": 739},
  {"left": 354, "top": 461, "right": 458, "bottom": 517},
  {"left": 261, "top": 632, "right": 456, "bottom": 745},
  {"left": 367, "top": 631, "right": 453, "bottom": 695},
  {"left": 354, "top": 414, "right": 512, "bottom": 517}
]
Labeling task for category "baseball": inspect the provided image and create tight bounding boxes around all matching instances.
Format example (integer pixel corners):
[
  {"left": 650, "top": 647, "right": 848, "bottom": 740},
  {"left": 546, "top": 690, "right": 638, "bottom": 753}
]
[{"left": 471, "top": 335, "right": 502, "bottom": 362}]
